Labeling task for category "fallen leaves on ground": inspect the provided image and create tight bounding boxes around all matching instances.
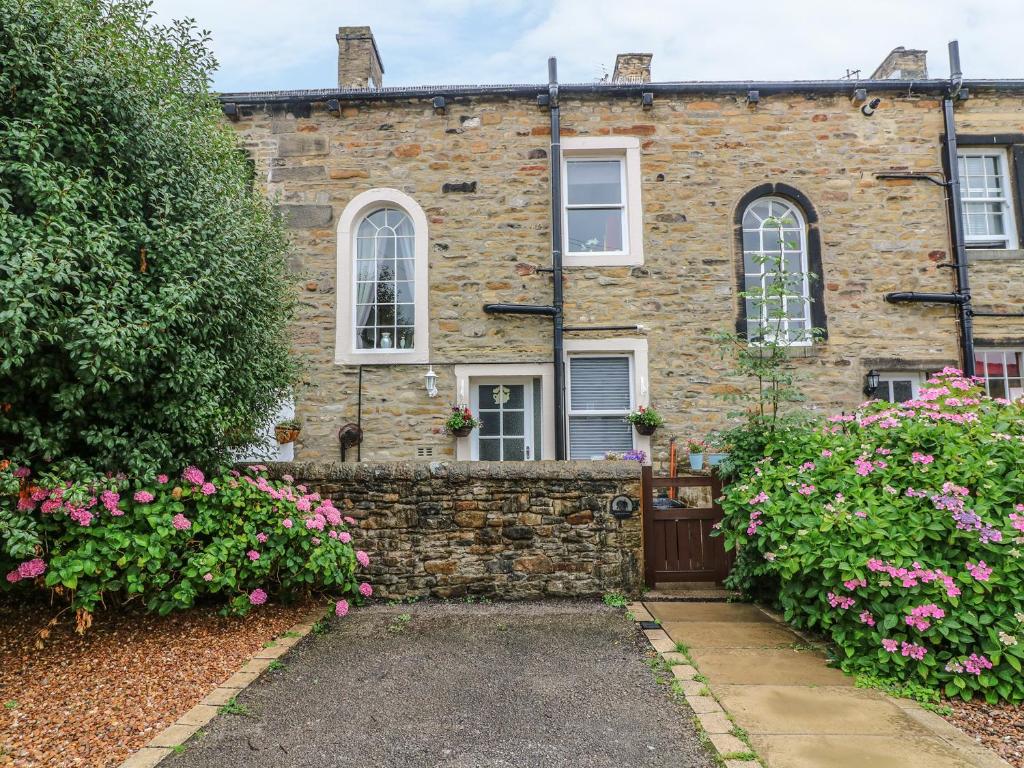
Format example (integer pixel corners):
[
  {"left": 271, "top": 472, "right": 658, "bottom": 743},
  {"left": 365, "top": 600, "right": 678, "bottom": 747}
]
[
  {"left": 0, "top": 597, "right": 319, "bottom": 768},
  {"left": 944, "top": 697, "right": 1024, "bottom": 767}
]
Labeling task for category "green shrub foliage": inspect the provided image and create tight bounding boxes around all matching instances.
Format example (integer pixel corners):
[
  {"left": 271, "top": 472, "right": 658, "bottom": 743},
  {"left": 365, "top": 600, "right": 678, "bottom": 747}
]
[
  {"left": 0, "top": 0, "right": 295, "bottom": 472},
  {"left": 719, "top": 370, "right": 1024, "bottom": 703},
  {"left": 1, "top": 461, "right": 366, "bottom": 619}
]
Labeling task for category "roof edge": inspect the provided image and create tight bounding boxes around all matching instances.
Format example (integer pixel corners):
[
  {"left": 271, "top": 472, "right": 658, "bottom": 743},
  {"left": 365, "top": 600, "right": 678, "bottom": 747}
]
[{"left": 217, "top": 78, "right": 1024, "bottom": 106}]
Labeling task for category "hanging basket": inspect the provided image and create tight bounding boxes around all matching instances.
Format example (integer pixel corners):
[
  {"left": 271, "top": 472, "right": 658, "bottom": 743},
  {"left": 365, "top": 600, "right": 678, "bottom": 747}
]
[
  {"left": 275, "top": 426, "right": 301, "bottom": 445},
  {"left": 633, "top": 422, "right": 658, "bottom": 436},
  {"left": 451, "top": 425, "right": 473, "bottom": 438}
]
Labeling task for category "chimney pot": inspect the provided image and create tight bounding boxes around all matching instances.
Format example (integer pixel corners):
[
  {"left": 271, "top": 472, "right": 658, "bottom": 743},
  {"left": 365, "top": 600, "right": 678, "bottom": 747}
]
[
  {"left": 612, "top": 53, "right": 653, "bottom": 84},
  {"left": 870, "top": 46, "right": 927, "bottom": 80},
  {"left": 337, "top": 26, "right": 384, "bottom": 89}
]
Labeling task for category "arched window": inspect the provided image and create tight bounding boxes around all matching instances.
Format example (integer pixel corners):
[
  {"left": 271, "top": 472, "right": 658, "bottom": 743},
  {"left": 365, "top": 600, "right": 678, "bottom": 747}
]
[
  {"left": 336, "top": 189, "right": 428, "bottom": 364},
  {"left": 355, "top": 208, "right": 415, "bottom": 351},
  {"left": 734, "top": 184, "right": 827, "bottom": 345}
]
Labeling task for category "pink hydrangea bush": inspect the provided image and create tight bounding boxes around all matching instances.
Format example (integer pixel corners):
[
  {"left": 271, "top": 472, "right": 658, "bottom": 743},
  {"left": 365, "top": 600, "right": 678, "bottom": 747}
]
[
  {"left": 719, "top": 369, "right": 1024, "bottom": 703},
  {"left": 0, "top": 463, "right": 370, "bottom": 620}
]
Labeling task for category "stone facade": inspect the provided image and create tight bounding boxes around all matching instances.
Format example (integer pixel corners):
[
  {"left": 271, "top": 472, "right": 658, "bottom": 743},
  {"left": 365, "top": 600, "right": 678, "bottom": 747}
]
[
  {"left": 269, "top": 461, "right": 643, "bottom": 599},
  {"left": 221, "top": 36, "right": 1024, "bottom": 467}
]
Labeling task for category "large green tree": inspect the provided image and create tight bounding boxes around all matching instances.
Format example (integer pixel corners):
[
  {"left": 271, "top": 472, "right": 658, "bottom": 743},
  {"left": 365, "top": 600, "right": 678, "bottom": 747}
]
[{"left": 0, "top": 0, "right": 296, "bottom": 473}]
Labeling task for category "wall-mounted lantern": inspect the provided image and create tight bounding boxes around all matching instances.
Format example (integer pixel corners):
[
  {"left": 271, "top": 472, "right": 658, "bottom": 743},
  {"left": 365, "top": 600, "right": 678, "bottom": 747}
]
[
  {"left": 425, "top": 366, "right": 439, "bottom": 398},
  {"left": 863, "top": 369, "right": 881, "bottom": 397}
]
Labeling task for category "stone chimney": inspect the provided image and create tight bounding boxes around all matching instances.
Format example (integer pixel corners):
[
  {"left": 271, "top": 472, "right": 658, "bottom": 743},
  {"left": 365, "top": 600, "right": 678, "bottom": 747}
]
[
  {"left": 612, "top": 53, "right": 653, "bottom": 83},
  {"left": 337, "top": 26, "right": 384, "bottom": 89},
  {"left": 870, "top": 47, "right": 928, "bottom": 80}
]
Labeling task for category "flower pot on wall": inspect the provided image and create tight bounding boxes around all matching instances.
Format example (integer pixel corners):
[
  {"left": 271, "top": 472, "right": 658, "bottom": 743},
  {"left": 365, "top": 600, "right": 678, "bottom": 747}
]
[
  {"left": 275, "top": 426, "right": 300, "bottom": 445},
  {"left": 634, "top": 423, "right": 657, "bottom": 436},
  {"left": 689, "top": 453, "right": 704, "bottom": 471},
  {"left": 708, "top": 453, "right": 728, "bottom": 467},
  {"left": 451, "top": 425, "right": 473, "bottom": 438}
]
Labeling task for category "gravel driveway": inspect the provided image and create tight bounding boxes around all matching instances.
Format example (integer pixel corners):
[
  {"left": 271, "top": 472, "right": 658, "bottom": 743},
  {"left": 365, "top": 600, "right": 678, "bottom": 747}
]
[{"left": 162, "top": 600, "right": 716, "bottom": 768}]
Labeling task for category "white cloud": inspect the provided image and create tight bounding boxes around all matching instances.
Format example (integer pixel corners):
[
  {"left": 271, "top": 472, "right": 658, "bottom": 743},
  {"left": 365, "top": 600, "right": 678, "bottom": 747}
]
[{"left": 150, "top": 0, "right": 1024, "bottom": 92}]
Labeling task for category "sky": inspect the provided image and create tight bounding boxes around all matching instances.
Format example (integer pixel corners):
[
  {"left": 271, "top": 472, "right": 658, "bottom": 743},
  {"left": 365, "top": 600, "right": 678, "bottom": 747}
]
[{"left": 149, "top": 0, "right": 1024, "bottom": 93}]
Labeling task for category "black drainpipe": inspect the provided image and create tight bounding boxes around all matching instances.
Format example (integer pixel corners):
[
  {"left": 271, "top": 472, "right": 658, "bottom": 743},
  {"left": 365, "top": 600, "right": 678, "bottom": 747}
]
[
  {"left": 942, "top": 42, "right": 975, "bottom": 377},
  {"left": 885, "top": 41, "right": 975, "bottom": 377},
  {"left": 548, "top": 57, "right": 567, "bottom": 460},
  {"left": 483, "top": 57, "right": 567, "bottom": 459}
]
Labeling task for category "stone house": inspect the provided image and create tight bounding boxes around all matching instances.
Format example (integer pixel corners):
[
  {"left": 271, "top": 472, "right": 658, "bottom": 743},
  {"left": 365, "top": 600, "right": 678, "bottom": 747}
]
[{"left": 222, "top": 28, "right": 1024, "bottom": 467}]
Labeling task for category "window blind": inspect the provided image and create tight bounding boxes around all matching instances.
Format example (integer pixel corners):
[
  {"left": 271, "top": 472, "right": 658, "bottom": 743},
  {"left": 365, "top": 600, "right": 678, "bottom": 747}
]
[
  {"left": 568, "top": 356, "right": 633, "bottom": 459},
  {"left": 569, "top": 357, "right": 631, "bottom": 411}
]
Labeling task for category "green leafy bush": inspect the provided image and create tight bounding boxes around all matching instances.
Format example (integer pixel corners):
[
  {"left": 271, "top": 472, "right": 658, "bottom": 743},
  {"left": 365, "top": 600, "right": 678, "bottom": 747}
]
[
  {"left": 1, "top": 461, "right": 367, "bottom": 622},
  {"left": 718, "top": 369, "right": 1024, "bottom": 703},
  {"left": 0, "top": 0, "right": 295, "bottom": 473}
]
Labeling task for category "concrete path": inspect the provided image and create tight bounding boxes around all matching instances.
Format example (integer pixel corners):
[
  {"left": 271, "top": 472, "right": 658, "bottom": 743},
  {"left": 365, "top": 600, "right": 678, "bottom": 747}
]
[
  {"left": 161, "top": 601, "right": 718, "bottom": 768},
  {"left": 642, "top": 600, "right": 1013, "bottom": 768}
]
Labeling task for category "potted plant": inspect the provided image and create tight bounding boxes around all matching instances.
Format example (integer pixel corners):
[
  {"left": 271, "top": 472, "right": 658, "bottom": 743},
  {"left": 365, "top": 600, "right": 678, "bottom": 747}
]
[
  {"left": 685, "top": 439, "right": 706, "bottom": 471},
  {"left": 275, "top": 419, "right": 301, "bottom": 445},
  {"left": 443, "top": 405, "right": 479, "bottom": 438},
  {"left": 625, "top": 405, "right": 664, "bottom": 436},
  {"left": 706, "top": 431, "right": 729, "bottom": 467}
]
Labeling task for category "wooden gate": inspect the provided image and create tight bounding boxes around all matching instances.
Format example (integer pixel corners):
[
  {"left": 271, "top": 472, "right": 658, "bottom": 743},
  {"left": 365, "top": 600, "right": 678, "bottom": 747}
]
[{"left": 641, "top": 466, "right": 733, "bottom": 586}]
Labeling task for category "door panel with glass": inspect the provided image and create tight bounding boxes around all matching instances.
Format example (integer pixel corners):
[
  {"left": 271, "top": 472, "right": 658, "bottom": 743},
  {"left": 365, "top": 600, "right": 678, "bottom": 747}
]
[{"left": 471, "top": 379, "right": 536, "bottom": 461}]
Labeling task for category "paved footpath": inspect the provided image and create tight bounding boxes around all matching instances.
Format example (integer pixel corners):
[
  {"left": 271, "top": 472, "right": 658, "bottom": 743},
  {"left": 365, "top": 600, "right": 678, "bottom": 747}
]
[
  {"left": 161, "top": 601, "right": 717, "bottom": 768},
  {"left": 641, "top": 601, "right": 1013, "bottom": 768}
]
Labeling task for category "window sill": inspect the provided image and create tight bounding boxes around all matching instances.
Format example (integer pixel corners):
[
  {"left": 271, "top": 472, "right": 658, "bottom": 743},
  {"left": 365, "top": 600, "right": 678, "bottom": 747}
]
[
  {"left": 966, "top": 249, "right": 1024, "bottom": 261},
  {"left": 335, "top": 349, "right": 428, "bottom": 365},
  {"left": 563, "top": 252, "right": 644, "bottom": 268}
]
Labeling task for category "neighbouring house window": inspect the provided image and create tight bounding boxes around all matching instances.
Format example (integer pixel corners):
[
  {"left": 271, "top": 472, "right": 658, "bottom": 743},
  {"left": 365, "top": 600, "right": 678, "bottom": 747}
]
[
  {"left": 336, "top": 188, "right": 429, "bottom": 365},
  {"left": 355, "top": 208, "right": 415, "bottom": 351},
  {"left": 975, "top": 349, "right": 1024, "bottom": 399},
  {"left": 567, "top": 356, "right": 634, "bottom": 459},
  {"left": 561, "top": 137, "right": 644, "bottom": 267},
  {"left": 958, "top": 150, "right": 1019, "bottom": 249},
  {"left": 741, "top": 196, "right": 813, "bottom": 345},
  {"left": 876, "top": 372, "right": 922, "bottom": 403}
]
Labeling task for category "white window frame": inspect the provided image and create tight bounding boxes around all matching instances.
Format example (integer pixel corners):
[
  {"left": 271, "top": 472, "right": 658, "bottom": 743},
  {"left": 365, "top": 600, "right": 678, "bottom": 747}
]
[
  {"left": 453, "top": 364, "right": 556, "bottom": 461},
  {"left": 958, "top": 148, "right": 1019, "bottom": 249},
  {"left": 563, "top": 338, "right": 650, "bottom": 462},
  {"left": 741, "top": 196, "right": 813, "bottom": 348},
  {"left": 335, "top": 188, "right": 429, "bottom": 365},
  {"left": 561, "top": 137, "right": 644, "bottom": 267},
  {"left": 975, "top": 348, "right": 1024, "bottom": 400},
  {"left": 876, "top": 371, "right": 923, "bottom": 403}
]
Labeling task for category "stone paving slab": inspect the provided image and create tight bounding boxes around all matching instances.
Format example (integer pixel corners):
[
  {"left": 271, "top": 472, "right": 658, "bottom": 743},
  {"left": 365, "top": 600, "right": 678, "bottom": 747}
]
[
  {"left": 689, "top": 647, "right": 853, "bottom": 686},
  {"left": 645, "top": 601, "right": 773, "bottom": 623},
  {"left": 660, "top": 620, "right": 800, "bottom": 649},
  {"left": 647, "top": 600, "right": 1013, "bottom": 768},
  {"left": 751, "top": 734, "right": 986, "bottom": 768},
  {"left": 714, "top": 683, "right": 929, "bottom": 736}
]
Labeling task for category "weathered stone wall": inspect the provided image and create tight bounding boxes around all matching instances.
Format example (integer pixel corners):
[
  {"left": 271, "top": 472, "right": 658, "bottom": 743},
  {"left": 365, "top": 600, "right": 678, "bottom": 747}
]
[
  {"left": 269, "top": 461, "right": 644, "bottom": 599},
  {"left": 226, "top": 88, "right": 1024, "bottom": 464}
]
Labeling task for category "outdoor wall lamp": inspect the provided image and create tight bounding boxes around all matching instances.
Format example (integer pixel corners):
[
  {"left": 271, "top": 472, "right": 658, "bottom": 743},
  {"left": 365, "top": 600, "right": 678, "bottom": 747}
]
[
  {"left": 861, "top": 97, "right": 881, "bottom": 117},
  {"left": 864, "top": 369, "right": 881, "bottom": 397},
  {"left": 424, "top": 366, "right": 438, "bottom": 398}
]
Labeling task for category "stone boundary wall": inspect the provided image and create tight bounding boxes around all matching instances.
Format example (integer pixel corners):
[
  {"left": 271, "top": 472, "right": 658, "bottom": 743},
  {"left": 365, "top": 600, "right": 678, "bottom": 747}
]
[{"left": 267, "top": 461, "right": 644, "bottom": 600}]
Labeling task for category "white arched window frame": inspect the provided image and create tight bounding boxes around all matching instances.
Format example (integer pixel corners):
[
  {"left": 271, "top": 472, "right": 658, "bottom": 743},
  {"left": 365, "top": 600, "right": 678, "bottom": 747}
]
[
  {"left": 741, "top": 196, "right": 813, "bottom": 346},
  {"left": 336, "top": 189, "right": 429, "bottom": 365}
]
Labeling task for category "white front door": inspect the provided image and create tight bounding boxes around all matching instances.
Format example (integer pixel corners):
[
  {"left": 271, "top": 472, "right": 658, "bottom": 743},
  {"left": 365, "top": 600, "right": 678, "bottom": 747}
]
[{"left": 471, "top": 378, "right": 536, "bottom": 461}]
